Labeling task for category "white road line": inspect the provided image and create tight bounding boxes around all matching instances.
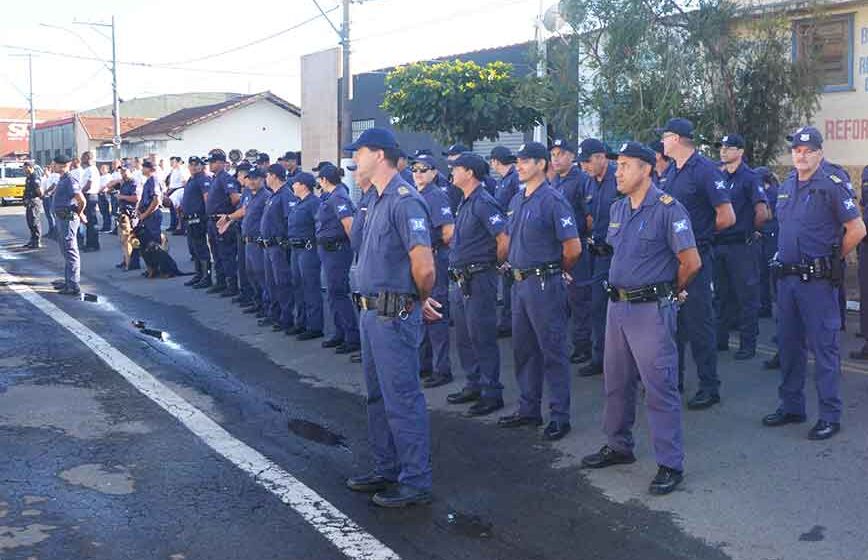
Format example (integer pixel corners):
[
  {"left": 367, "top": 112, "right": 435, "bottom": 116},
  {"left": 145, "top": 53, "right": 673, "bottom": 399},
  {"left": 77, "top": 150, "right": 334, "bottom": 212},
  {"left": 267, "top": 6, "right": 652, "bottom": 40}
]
[{"left": 0, "top": 261, "right": 400, "bottom": 560}]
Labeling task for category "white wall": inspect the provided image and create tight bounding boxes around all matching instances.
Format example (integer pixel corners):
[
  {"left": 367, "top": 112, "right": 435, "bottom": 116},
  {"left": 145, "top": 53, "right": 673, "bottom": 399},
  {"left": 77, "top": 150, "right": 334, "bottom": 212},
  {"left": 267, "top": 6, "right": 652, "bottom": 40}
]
[{"left": 164, "top": 99, "right": 301, "bottom": 160}]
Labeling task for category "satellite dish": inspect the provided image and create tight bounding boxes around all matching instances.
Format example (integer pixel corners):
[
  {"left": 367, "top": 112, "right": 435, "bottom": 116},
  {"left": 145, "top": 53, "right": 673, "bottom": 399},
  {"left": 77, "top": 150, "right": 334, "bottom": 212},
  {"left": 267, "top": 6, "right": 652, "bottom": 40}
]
[{"left": 543, "top": 2, "right": 568, "bottom": 33}]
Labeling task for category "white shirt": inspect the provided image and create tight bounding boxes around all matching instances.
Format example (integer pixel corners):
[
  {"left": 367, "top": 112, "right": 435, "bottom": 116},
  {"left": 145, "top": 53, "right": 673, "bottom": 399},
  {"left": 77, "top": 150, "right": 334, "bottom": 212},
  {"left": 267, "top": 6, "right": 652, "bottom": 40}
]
[
  {"left": 168, "top": 166, "right": 190, "bottom": 192},
  {"left": 81, "top": 165, "right": 98, "bottom": 196},
  {"left": 42, "top": 172, "right": 60, "bottom": 197},
  {"left": 99, "top": 172, "right": 111, "bottom": 193},
  {"left": 132, "top": 169, "right": 144, "bottom": 189}
]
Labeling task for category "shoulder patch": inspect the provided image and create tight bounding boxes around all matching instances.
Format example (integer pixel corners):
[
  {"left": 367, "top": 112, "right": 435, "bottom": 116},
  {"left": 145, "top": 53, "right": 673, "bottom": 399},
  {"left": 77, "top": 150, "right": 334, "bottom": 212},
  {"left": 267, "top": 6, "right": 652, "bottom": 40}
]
[
  {"left": 398, "top": 186, "right": 410, "bottom": 196},
  {"left": 830, "top": 175, "right": 842, "bottom": 184},
  {"left": 659, "top": 194, "right": 674, "bottom": 205}
]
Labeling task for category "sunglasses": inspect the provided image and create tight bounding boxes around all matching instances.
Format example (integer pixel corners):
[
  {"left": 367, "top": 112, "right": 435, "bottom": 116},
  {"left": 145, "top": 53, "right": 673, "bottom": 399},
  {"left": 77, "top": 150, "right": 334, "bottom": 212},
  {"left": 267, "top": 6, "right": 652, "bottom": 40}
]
[{"left": 411, "top": 166, "right": 433, "bottom": 173}]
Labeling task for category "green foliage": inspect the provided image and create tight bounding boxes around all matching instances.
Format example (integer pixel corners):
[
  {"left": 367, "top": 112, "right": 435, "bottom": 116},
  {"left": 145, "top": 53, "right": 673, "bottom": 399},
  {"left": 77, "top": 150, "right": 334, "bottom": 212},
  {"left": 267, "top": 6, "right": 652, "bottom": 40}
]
[{"left": 381, "top": 59, "right": 544, "bottom": 147}]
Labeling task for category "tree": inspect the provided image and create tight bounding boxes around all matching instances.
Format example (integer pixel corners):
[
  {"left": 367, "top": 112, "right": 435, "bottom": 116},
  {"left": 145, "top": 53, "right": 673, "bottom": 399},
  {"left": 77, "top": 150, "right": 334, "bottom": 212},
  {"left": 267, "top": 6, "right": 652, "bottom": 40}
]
[{"left": 381, "top": 59, "right": 544, "bottom": 147}]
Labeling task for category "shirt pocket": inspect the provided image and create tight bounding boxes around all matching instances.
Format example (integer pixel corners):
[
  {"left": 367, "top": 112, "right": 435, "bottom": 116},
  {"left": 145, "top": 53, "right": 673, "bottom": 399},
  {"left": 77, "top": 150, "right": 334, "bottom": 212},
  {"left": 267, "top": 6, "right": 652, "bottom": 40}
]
[{"left": 638, "top": 224, "right": 661, "bottom": 257}]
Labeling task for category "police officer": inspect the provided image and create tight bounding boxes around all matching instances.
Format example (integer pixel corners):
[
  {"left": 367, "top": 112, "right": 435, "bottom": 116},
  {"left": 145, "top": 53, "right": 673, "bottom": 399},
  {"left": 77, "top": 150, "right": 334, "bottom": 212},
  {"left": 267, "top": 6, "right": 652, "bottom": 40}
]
[
  {"left": 762, "top": 127, "right": 865, "bottom": 440},
  {"left": 550, "top": 138, "right": 592, "bottom": 365},
  {"left": 239, "top": 168, "right": 271, "bottom": 314},
  {"left": 497, "top": 141, "right": 581, "bottom": 441},
  {"left": 51, "top": 154, "right": 86, "bottom": 296},
  {"left": 286, "top": 172, "right": 324, "bottom": 340},
  {"left": 80, "top": 151, "right": 101, "bottom": 252},
  {"left": 854, "top": 165, "right": 868, "bottom": 359},
  {"left": 657, "top": 117, "right": 735, "bottom": 408},
  {"left": 314, "top": 162, "right": 360, "bottom": 354},
  {"left": 581, "top": 141, "right": 701, "bottom": 496},
  {"left": 397, "top": 149, "right": 414, "bottom": 185},
  {"left": 650, "top": 140, "right": 670, "bottom": 185},
  {"left": 260, "top": 164, "right": 296, "bottom": 332},
  {"left": 229, "top": 162, "right": 256, "bottom": 305},
  {"left": 348, "top": 162, "right": 373, "bottom": 365},
  {"left": 137, "top": 160, "right": 163, "bottom": 245},
  {"left": 204, "top": 149, "right": 242, "bottom": 296},
  {"left": 754, "top": 166, "right": 780, "bottom": 319},
  {"left": 714, "top": 134, "right": 769, "bottom": 360},
  {"left": 344, "top": 128, "right": 434, "bottom": 508},
  {"left": 411, "top": 153, "right": 455, "bottom": 387},
  {"left": 114, "top": 165, "right": 142, "bottom": 271},
  {"left": 22, "top": 161, "right": 44, "bottom": 249},
  {"left": 442, "top": 144, "right": 472, "bottom": 210},
  {"left": 255, "top": 153, "right": 270, "bottom": 175},
  {"left": 579, "top": 138, "right": 620, "bottom": 377},
  {"left": 489, "top": 146, "right": 520, "bottom": 337},
  {"left": 281, "top": 151, "right": 301, "bottom": 179},
  {"left": 445, "top": 152, "right": 509, "bottom": 416},
  {"left": 184, "top": 156, "right": 213, "bottom": 288}
]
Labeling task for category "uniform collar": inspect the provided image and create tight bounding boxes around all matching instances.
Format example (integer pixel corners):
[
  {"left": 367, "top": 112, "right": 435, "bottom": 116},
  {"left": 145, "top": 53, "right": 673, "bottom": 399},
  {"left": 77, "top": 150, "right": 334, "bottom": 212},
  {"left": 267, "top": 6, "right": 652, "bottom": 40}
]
[
  {"left": 379, "top": 172, "right": 405, "bottom": 197},
  {"left": 638, "top": 185, "right": 663, "bottom": 208},
  {"left": 558, "top": 166, "right": 580, "bottom": 181},
  {"left": 522, "top": 179, "right": 551, "bottom": 201}
]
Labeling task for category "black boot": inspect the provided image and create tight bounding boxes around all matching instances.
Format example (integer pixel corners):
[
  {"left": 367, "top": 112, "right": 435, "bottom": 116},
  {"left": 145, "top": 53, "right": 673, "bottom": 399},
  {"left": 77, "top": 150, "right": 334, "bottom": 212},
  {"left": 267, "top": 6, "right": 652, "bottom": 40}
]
[
  {"left": 192, "top": 262, "right": 213, "bottom": 289},
  {"left": 184, "top": 260, "right": 203, "bottom": 286}
]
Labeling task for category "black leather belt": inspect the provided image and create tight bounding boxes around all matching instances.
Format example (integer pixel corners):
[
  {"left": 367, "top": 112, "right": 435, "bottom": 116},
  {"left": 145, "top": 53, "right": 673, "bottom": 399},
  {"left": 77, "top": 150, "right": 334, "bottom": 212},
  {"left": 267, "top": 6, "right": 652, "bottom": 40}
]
[
  {"left": 353, "top": 292, "right": 418, "bottom": 318},
  {"left": 289, "top": 238, "right": 314, "bottom": 250},
  {"left": 448, "top": 262, "right": 495, "bottom": 282},
  {"left": 512, "top": 262, "right": 561, "bottom": 281},
  {"left": 243, "top": 236, "right": 260, "bottom": 244},
  {"left": 606, "top": 281, "right": 675, "bottom": 303},
  {"left": 258, "top": 237, "right": 287, "bottom": 248},
  {"left": 714, "top": 235, "right": 752, "bottom": 246},
  {"left": 588, "top": 241, "right": 614, "bottom": 257},
  {"left": 318, "top": 238, "right": 347, "bottom": 251},
  {"left": 777, "top": 258, "right": 837, "bottom": 282}
]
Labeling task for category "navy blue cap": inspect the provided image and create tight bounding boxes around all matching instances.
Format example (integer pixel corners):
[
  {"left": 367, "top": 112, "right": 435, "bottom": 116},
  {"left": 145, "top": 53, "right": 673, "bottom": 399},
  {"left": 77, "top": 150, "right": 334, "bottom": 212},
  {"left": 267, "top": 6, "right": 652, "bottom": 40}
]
[
  {"left": 267, "top": 163, "right": 286, "bottom": 181},
  {"left": 411, "top": 154, "right": 437, "bottom": 169},
  {"left": 283, "top": 151, "right": 299, "bottom": 161},
  {"left": 142, "top": 160, "right": 155, "bottom": 169},
  {"left": 611, "top": 141, "right": 657, "bottom": 166},
  {"left": 443, "top": 144, "right": 469, "bottom": 157},
  {"left": 255, "top": 152, "right": 270, "bottom": 164},
  {"left": 649, "top": 140, "right": 665, "bottom": 155},
  {"left": 715, "top": 134, "right": 745, "bottom": 149},
  {"left": 188, "top": 155, "right": 205, "bottom": 165},
  {"left": 654, "top": 118, "right": 695, "bottom": 139},
  {"left": 344, "top": 128, "right": 399, "bottom": 152},
  {"left": 292, "top": 171, "right": 317, "bottom": 190},
  {"left": 247, "top": 168, "right": 266, "bottom": 180},
  {"left": 53, "top": 154, "right": 71, "bottom": 164},
  {"left": 551, "top": 138, "right": 577, "bottom": 154},
  {"left": 449, "top": 152, "right": 488, "bottom": 178},
  {"left": 577, "top": 138, "right": 608, "bottom": 162},
  {"left": 787, "top": 126, "right": 823, "bottom": 150},
  {"left": 516, "top": 142, "right": 550, "bottom": 160},
  {"left": 316, "top": 162, "right": 342, "bottom": 184},
  {"left": 236, "top": 161, "right": 253, "bottom": 173},
  {"left": 413, "top": 149, "right": 433, "bottom": 157},
  {"left": 312, "top": 161, "right": 333, "bottom": 172},
  {"left": 207, "top": 149, "right": 227, "bottom": 162},
  {"left": 489, "top": 145, "right": 516, "bottom": 164}
]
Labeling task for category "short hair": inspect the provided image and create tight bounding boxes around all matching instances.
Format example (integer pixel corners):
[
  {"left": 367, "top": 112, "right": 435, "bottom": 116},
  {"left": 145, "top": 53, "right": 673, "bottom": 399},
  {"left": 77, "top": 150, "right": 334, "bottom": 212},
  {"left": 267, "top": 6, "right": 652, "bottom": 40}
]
[{"left": 382, "top": 147, "right": 401, "bottom": 168}]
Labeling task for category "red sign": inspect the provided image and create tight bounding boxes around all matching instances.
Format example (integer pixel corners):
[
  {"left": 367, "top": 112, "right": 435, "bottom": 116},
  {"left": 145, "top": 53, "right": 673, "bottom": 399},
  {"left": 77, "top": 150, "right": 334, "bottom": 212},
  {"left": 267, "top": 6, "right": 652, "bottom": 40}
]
[
  {"left": 0, "top": 121, "right": 30, "bottom": 156},
  {"left": 825, "top": 119, "right": 868, "bottom": 141}
]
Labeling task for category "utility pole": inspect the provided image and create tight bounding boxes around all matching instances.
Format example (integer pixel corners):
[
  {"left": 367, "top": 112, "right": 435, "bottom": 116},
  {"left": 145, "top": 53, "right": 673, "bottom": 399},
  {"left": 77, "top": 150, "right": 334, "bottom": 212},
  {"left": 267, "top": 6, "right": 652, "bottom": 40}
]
[
  {"left": 10, "top": 53, "right": 36, "bottom": 158},
  {"left": 340, "top": 0, "right": 352, "bottom": 161},
  {"left": 74, "top": 17, "right": 120, "bottom": 159},
  {"left": 533, "top": 0, "right": 548, "bottom": 143}
]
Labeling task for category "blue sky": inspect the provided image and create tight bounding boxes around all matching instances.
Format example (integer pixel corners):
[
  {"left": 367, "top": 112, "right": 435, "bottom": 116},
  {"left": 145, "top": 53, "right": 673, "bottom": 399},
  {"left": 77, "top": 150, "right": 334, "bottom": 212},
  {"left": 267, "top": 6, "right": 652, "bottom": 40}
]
[{"left": 1, "top": 0, "right": 541, "bottom": 112}]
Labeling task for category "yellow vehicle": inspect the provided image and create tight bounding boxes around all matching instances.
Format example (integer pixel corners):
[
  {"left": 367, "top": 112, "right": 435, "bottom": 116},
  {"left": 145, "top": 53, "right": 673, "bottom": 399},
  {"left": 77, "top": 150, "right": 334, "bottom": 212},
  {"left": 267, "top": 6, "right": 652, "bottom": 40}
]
[{"left": 0, "top": 161, "right": 26, "bottom": 206}]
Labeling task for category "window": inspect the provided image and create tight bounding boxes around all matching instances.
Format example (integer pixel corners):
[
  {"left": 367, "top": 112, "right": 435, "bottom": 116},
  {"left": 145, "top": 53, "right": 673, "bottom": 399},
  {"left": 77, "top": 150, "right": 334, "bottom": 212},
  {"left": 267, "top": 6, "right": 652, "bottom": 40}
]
[
  {"left": 793, "top": 13, "right": 855, "bottom": 92},
  {"left": 352, "top": 119, "right": 375, "bottom": 141}
]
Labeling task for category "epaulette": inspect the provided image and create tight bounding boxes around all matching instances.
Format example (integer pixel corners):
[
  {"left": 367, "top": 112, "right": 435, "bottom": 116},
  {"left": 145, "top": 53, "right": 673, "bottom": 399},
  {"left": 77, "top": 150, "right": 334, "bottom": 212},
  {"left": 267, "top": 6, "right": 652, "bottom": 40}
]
[
  {"left": 830, "top": 175, "right": 842, "bottom": 184},
  {"left": 397, "top": 186, "right": 410, "bottom": 196},
  {"left": 659, "top": 194, "right": 674, "bottom": 205}
]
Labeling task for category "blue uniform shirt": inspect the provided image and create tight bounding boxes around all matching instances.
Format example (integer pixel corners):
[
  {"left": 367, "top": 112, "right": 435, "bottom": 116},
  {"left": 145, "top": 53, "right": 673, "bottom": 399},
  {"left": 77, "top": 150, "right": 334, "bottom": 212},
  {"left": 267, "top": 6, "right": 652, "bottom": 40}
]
[
  {"left": 717, "top": 162, "right": 767, "bottom": 240},
  {"left": 760, "top": 179, "right": 779, "bottom": 235},
  {"left": 607, "top": 187, "right": 696, "bottom": 289},
  {"left": 241, "top": 187, "right": 271, "bottom": 238},
  {"left": 357, "top": 173, "right": 432, "bottom": 295},
  {"left": 181, "top": 171, "right": 210, "bottom": 216},
  {"left": 400, "top": 167, "right": 415, "bottom": 186},
  {"left": 586, "top": 162, "right": 620, "bottom": 242},
  {"left": 351, "top": 188, "right": 376, "bottom": 254},
  {"left": 419, "top": 183, "right": 454, "bottom": 247},
  {"left": 495, "top": 166, "right": 520, "bottom": 211},
  {"left": 139, "top": 175, "right": 160, "bottom": 212},
  {"left": 482, "top": 175, "right": 497, "bottom": 197},
  {"left": 776, "top": 161, "right": 860, "bottom": 265},
  {"left": 661, "top": 151, "right": 730, "bottom": 246},
  {"left": 507, "top": 181, "right": 579, "bottom": 269},
  {"left": 287, "top": 193, "right": 320, "bottom": 240},
  {"left": 54, "top": 172, "right": 80, "bottom": 210},
  {"left": 552, "top": 166, "right": 590, "bottom": 237},
  {"left": 316, "top": 184, "right": 355, "bottom": 241},
  {"left": 259, "top": 186, "right": 290, "bottom": 238},
  {"left": 204, "top": 170, "right": 239, "bottom": 215},
  {"left": 239, "top": 187, "right": 252, "bottom": 210},
  {"left": 451, "top": 183, "right": 507, "bottom": 267}
]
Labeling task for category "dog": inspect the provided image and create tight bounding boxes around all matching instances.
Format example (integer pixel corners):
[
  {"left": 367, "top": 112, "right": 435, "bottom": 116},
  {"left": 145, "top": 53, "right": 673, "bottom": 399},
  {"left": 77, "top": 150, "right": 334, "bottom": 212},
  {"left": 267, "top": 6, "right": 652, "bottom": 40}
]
[
  {"left": 117, "top": 209, "right": 135, "bottom": 270},
  {"left": 130, "top": 223, "right": 190, "bottom": 279}
]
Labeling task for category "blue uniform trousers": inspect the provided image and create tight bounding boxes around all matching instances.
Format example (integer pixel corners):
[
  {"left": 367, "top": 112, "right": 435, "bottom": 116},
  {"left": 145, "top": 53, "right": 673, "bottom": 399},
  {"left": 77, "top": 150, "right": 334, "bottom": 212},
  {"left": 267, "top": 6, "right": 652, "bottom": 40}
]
[
  {"left": 264, "top": 246, "right": 294, "bottom": 328},
  {"left": 319, "top": 245, "right": 359, "bottom": 344},
  {"left": 186, "top": 221, "right": 210, "bottom": 261},
  {"left": 497, "top": 274, "right": 513, "bottom": 332},
  {"left": 569, "top": 245, "right": 593, "bottom": 353},
  {"left": 776, "top": 275, "right": 843, "bottom": 422},
  {"left": 677, "top": 246, "right": 719, "bottom": 395},
  {"left": 758, "top": 232, "right": 778, "bottom": 315},
  {"left": 452, "top": 268, "right": 502, "bottom": 399},
  {"left": 590, "top": 254, "right": 612, "bottom": 366},
  {"left": 603, "top": 299, "right": 683, "bottom": 471},
  {"left": 512, "top": 274, "right": 571, "bottom": 422},
  {"left": 245, "top": 242, "right": 266, "bottom": 307},
  {"left": 56, "top": 216, "right": 81, "bottom": 290},
  {"left": 715, "top": 242, "right": 760, "bottom": 351},
  {"left": 84, "top": 196, "right": 100, "bottom": 250},
  {"left": 98, "top": 193, "right": 112, "bottom": 231},
  {"left": 237, "top": 235, "right": 253, "bottom": 300},
  {"left": 207, "top": 220, "right": 238, "bottom": 284},
  {"left": 360, "top": 306, "right": 432, "bottom": 490},
  {"left": 44, "top": 195, "right": 56, "bottom": 233},
  {"left": 290, "top": 246, "right": 324, "bottom": 332},
  {"left": 420, "top": 250, "right": 451, "bottom": 376}
]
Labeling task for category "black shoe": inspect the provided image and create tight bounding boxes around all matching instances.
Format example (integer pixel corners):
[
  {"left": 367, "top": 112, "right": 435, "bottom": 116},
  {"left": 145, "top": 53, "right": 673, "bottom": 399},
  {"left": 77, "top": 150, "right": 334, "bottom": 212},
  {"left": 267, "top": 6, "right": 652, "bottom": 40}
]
[
  {"left": 579, "top": 362, "right": 603, "bottom": 377},
  {"left": 422, "top": 373, "right": 453, "bottom": 388},
  {"left": 649, "top": 466, "right": 683, "bottom": 495},
  {"left": 184, "top": 275, "right": 202, "bottom": 287},
  {"left": 419, "top": 369, "right": 433, "bottom": 379},
  {"left": 733, "top": 348, "right": 756, "bottom": 360},
  {"left": 58, "top": 287, "right": 82, "bottom": 296},
  {"left": 346, "top": 472, "right": 395, "bottom": 493},
  {"left": 335, "top": 342, "right": 360, "bottom": 354},
  {"left": 570, "top": 349, "right": 592, "bottom": 364},
  {"left": 257, "top": 318, "right": 274, "bottom": 327},
  {"left": 762, "top": 410, "right": 807, "bottom": 427},
  {"left": 542, "top": 421, "right": 571, "bottom": 441},
  {"left": 763, "top": 353, "right": 780, "bottom": 370},
  {"left": 465, "top": 398, "right": 504, "bottom": 417},
  {"left": 115, "top": 262, "right": 126, "bottom": 269},
  {"left": 446, "top": 387, "right": 481, "bottom": 404},
  {"left": 272, "top": 323, "right": 285, "bottom": 332},
  {"left": 807, "top": 420, "right": 840, "bottom": 440},
  {"left": 349, "top": 352, "right": 362, "bottom": 363},
  {"left": 497, "top": 327, "right": 512, "bottom": 338},
  {"left": 322, "top": 338, "right": 344, "bottom": 349},
  {"left": 687, "top": 392, "right": 720, "bottom": 410},
  {"left": 581, "top": 445, "right": 637, "bottom": 469},
  {"left": 231, "top": 295, "right": 245, "bottom": 304},
  {"left": 849, "top": 346, "right": 868, "bottom": 360},
  {"left": 243, "top": 305, "right": 261, "bottom": 314},
  {"left": 371, "top": 484, "right": 432, "bottom": 508},
  {"left": 255, "top": 310, "right": 268, "bottom": 319},
  {"left": 285, "top": 326, "right": 304, "bottom": 336},
  {"left": 238, "top": 299, "right": 255, "bottom": 308},
  {"left": 205, "top": 283, "right": 226, "bottom": 294},
  {"left": 297, "top": 330, "right": 324, "bottom": 341},
  {"left": 192, "top": 276, "right": 212, "bottom": 289},
  {"left": 220, "top": 287, "right": 240, "bottom": 298},
  {"left": 497, "top": 412, "right": 543, "bottom": 428}
]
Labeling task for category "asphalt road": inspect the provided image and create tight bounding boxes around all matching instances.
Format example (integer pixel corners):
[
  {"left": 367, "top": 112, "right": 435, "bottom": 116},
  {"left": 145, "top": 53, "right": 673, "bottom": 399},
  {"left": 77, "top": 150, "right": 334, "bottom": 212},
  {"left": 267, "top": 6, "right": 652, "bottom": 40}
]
[{"left": 1, "top": 206, "right": 867, "bottom": 560}]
